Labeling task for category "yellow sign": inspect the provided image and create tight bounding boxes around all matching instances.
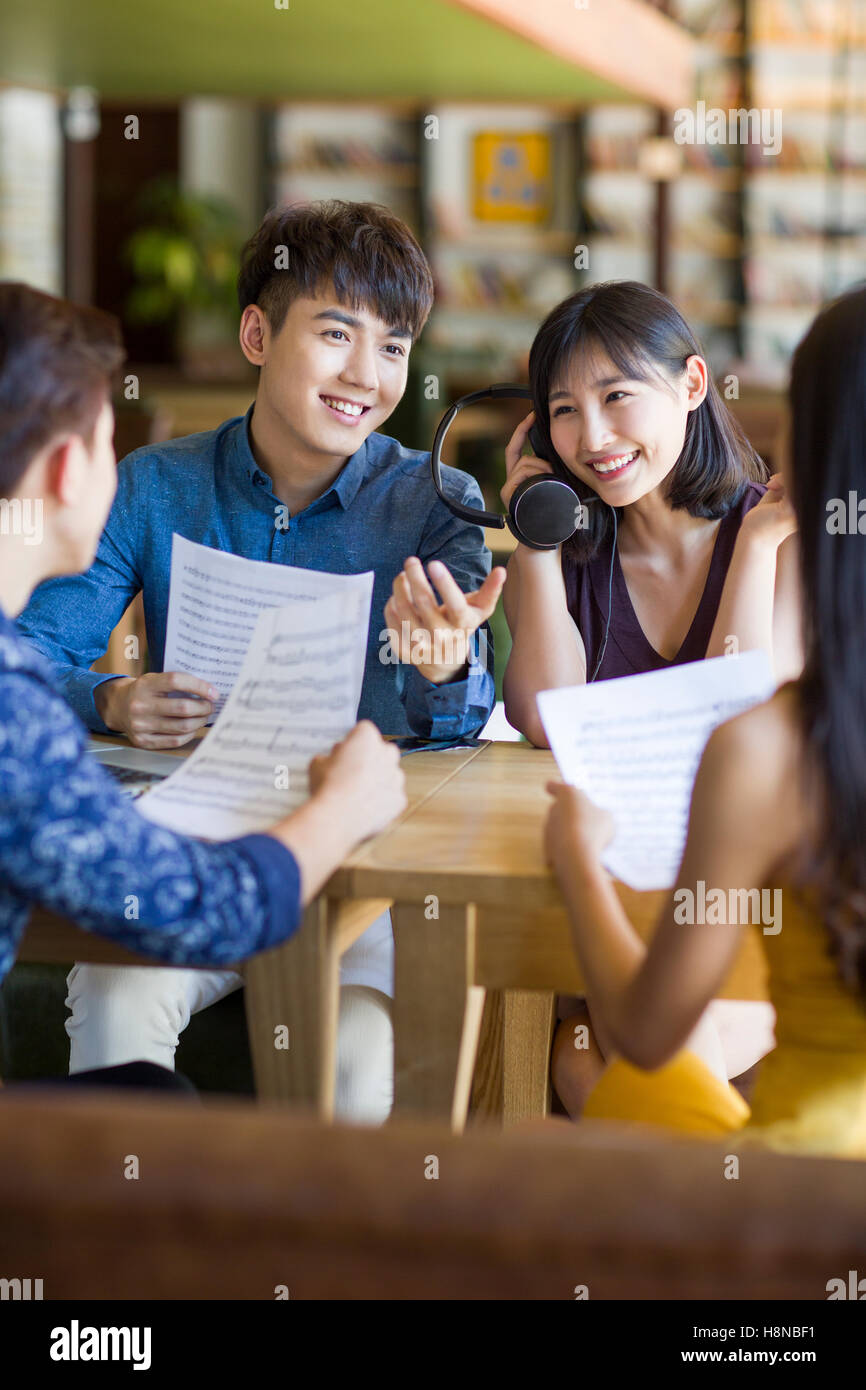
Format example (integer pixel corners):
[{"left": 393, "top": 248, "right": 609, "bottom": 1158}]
[{"left": 472, "top": 132, "right": 552, "bottom": 223}]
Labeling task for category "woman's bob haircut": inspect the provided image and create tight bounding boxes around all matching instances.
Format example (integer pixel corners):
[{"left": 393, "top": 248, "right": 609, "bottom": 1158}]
[{"left": 528, "top": 281, "right": 765, "bottom": 563}]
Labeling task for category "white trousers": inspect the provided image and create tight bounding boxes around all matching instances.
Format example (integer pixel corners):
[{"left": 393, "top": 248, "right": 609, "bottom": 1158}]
[{"left": 65, "top": 965, "right": 394, "bottom": 1125}]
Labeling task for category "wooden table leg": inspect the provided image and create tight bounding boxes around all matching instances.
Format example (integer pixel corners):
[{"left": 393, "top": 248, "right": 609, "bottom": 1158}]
[
  {"left": 243, "top": 898, "right": 338, "bottom": 1116},
  {"left": 468, "top": 989, "right": 505, "bottom": 1125},
  {"left": 391, "top": 902, "right": 485, "bottom": 1133},
  {"left": 503, "top": 990, "right": 555, "bottom": 1126},
  {"left": 469, "top": 989, "right": 556, "bottom": 1127}
]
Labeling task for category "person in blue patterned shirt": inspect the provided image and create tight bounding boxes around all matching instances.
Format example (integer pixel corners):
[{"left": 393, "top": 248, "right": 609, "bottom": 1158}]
[
  {"left": 16, "top": 203, "right": 504, "bottom": 1119},
  {"left": 0, "top": 282, "right": 406, "bottom": 1092}
]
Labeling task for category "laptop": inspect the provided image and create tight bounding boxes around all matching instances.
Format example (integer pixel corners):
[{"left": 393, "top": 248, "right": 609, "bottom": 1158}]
[{"left": 88, "top": 742, "right": 180, "bottom": 798}]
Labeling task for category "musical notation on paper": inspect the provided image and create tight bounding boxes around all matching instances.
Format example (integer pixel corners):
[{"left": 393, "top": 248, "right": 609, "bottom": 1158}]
[
  {"left": 162, "top": 534, "right": 373, "bottom": 717},
  {"left": 139, "top": 585, "right": 372, "bottom": 840},
  {"left": 537, "top": 652, "right": 775, "bottom": 891}
]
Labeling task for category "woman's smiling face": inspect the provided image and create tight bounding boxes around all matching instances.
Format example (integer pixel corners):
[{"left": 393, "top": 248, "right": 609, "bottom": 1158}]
[{"left": 547, "top": 345, "right": 708, "bottom": 506}]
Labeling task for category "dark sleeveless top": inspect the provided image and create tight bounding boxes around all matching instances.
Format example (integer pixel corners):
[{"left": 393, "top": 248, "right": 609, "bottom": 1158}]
[{"left": 562, "top": 482, "right": 766, "bottom": 681}]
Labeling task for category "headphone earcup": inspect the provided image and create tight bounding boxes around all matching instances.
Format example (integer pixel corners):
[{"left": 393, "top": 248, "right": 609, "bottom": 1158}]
[{"left": 507, "top": 476, "right": 581, "bottom": 550}]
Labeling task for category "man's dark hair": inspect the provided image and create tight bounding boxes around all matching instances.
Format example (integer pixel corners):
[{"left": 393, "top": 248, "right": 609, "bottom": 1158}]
[
  {"left": 237, "top": 200, "right": 434, "bottom": 341},
  {"left": 0, "top": 282, "right": 125, "bottom": 497}
]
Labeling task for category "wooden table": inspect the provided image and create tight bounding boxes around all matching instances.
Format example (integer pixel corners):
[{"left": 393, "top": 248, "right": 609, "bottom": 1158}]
[
  {"left": 17, "top": 741, "right": 485, "bottom": 1111},
  {"left": 19, "top": 741, "right": 769, "bottom": 1127},
  {"left": 330, "top": 741, "right": 770, "bottom": 1130}
]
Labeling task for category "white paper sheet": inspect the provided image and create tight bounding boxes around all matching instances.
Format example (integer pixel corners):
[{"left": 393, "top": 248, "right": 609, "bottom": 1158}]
[
  {"left": 537, "top": 652, "right": 776, "bottom": 891},
  {"left": 138, "top": 586, "right": 371, "bottom": 839},
  {"left": 162, "top": 534, "right": 374, "bottom": 716}
]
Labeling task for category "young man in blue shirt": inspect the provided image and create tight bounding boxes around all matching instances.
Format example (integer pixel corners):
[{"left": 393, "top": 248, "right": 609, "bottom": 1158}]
[
  {"left": 18, "top": 202, "right": 504, "bottom": 1117},
  {"left": 0, "top": 282, "right": 406, "bottom": 1089}
]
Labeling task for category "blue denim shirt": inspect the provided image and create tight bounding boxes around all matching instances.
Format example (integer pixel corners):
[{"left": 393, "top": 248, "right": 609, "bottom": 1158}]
[
  {"left": 18, "top": 409, "right": 495, "bottom": 739},
  {"left": 0, "top": 605, "right": 302, "bottom": 986}
]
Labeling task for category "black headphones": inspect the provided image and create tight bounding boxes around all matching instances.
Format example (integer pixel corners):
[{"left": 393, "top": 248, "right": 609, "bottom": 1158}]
[
  {"left": 430, "top": 384, "right": 592, "bottom": 551},
  {"left": 429, "top": 383, "right": 617, "bottom": 681}
]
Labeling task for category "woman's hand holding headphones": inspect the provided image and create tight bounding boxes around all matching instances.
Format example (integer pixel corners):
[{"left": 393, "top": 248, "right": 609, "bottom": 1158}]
[{"left": 500, "top": 410, "right": 555, "bottom": 512}]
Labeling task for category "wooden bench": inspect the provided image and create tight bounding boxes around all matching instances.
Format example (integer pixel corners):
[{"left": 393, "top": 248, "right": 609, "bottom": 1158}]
[{"left": 0, "top": 1089, "right": 862, "bottom": 1300}]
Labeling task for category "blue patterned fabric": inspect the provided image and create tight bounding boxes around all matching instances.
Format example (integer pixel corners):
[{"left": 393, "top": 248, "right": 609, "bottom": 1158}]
[
  {"left": 0, "top": 605, "right": 301, "bottom": 985},
  {"left": 18, "top": 409, "right": 496, "bottom": 740}
]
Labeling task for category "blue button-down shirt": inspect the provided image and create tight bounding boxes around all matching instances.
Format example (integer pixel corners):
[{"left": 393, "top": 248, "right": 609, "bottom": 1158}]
[
  {"left": 18, "top": 409, "right": 495, "bottom": 739},
  {"left": 0, "top": 605, "right": 302, "bottom": 987}
]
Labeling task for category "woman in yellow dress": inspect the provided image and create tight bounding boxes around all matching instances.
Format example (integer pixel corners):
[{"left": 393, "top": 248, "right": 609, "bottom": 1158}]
[{"left": 545, "top": 284, "right": 866, "bottom": 1158}]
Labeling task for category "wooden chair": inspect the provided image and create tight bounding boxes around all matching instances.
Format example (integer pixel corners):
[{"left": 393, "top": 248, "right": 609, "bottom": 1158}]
[{"left": 1, "top": 1088, "right": 863, "bottom": 1299}]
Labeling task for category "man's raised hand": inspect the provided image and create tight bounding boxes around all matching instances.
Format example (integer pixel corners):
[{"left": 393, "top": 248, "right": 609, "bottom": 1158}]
[{"left": 383, "top": 556, "right": 506, "bottom": 684}]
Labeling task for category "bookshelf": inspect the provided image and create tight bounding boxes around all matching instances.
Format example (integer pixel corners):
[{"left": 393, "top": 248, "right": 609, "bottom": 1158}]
[
  {"left": 269, "top": 105, "right": 421, "bottom": 237},
  {"left": 418, "top": 105, "right": 582, "bottom": 511},
  {"left": 663, "top": 0, "right": 748, "bottom": 369},
  {"left": 586, "top": 1, "right": 864, "bottom": 380},
  {"left": 267, "top": 102, "right": 583, "bottom": 368},
  {"left": 264, "top": 33, "right": 864, "bottom": 443},
  {"left": 580, "top": 103, "right": 657, "bottom": 291},
  {"left": 576, "top": 0, "right": 749, "bottom": 374},
  {"left": 741, "top": 0, "right": 866, "bottom": 377},
  {"left": 420, "top": 106, "right": 580, "bottom": 369}
]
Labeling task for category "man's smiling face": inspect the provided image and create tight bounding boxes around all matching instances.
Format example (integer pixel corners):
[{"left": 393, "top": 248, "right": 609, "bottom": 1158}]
[{"left": 253, "top": 286, "right": 412, "bottom": 464}]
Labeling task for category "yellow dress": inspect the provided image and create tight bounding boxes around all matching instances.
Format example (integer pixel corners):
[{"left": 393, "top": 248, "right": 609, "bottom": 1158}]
[{"left": 582, "top": 891, "right": 866, "bottom": 1158}]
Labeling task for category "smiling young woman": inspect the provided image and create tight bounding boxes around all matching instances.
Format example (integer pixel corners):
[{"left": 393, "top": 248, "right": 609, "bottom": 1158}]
[
  {"left": 544, "top": 285, "right": 866, "bottom": 1158},
  {"left": 501, "top": 280, "right": 802, "bottom": 749},
  {"left": 499, "top": 280, "right": 801, "bottom": 1112}
]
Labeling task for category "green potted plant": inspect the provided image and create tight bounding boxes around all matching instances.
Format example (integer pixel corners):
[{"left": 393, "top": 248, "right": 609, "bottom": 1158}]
[{"left": 124, "top": 176, "right": 247, "bottom": 379}]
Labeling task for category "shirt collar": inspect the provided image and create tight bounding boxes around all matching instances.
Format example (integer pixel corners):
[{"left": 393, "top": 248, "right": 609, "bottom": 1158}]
[
  {"left": 231, "top": 405, "right": 270, "bottom": 489},
  {"left": 230, "top": 405, "right": 373, "bottom": 512}
]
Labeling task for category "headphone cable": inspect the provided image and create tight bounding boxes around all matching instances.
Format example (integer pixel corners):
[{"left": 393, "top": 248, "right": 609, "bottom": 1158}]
[{"left": 573, "top": 496, "right": 617, "bottom": 683}]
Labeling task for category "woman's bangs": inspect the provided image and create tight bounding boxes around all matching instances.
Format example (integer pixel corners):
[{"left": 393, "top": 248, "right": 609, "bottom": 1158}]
[{"left": 549, "top": 327, "right": 654, "bottom": 400}]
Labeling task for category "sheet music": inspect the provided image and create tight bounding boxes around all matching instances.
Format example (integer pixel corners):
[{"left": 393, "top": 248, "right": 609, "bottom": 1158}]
[
  {"left": 537, "top": 652, "right": 776, "bottom": 891},
  {"left": 138, "top": 587, "right": 371, "bottom": 839},
  {"left": 162, "top": 534, "right": 374, "bottom": 716}
]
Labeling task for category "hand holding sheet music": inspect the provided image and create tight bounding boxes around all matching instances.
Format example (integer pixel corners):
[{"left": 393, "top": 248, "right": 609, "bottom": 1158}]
[
  {"left": 162, "top": 534, "right": 374, "bottom": 718},
  {"left": 139, "top": 583, "right": 372, "bottom": 839},
  {"left": 537, "top": 652, "right": 776, "bottom": 891}
]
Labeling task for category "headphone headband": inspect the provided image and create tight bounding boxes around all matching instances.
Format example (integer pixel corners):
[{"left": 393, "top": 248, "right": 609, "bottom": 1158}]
[
  {"left": 428, "top": 384, "right": 616, "bottom": 675},
  {"left": 429, "top": 384, "right": 532, "bottom": 530}
]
